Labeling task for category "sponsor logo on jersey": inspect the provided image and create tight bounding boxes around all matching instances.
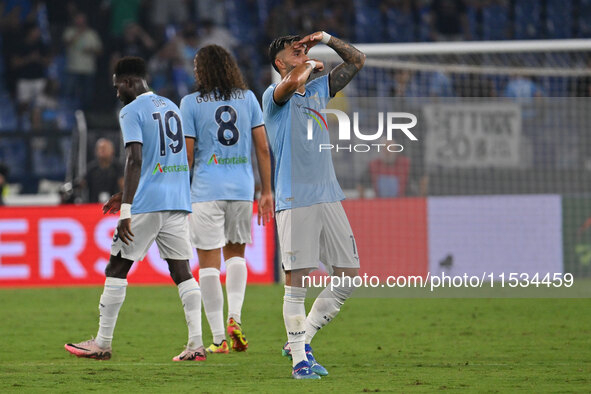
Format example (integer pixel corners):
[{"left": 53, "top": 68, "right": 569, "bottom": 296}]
[
  {"left": 207, "top": 153, "right": 248, "bottom": 165},
  {"left": 152, "top": 162, "right": 189, "bottom": 174}
]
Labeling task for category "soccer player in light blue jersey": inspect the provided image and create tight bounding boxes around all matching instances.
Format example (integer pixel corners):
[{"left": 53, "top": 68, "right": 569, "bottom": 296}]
[
  {"left": 180, "top": 45, "right": 273, "bottom": 354},
  {"left": 65, "top": 57, "right": 205, "bottom": 362},
  {"left": 263, "top": 32, "right": 365, "bottom": 379}
]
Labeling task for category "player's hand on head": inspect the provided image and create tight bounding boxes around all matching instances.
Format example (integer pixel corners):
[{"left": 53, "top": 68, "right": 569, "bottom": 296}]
[
  {"left": 103, "top": 192, "right": 123, "bottom": 214},
  {"left": 116, "top": 218, "right": 134, "bottom": 245},
  {"left": 295, "top": 32, "right": 324, "bottom": 54},
  {"left": 257, "top": 192, "right": 274, "bottom": 226}
]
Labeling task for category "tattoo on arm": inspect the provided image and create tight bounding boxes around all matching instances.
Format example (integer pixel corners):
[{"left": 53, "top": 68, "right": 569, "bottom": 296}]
[{"left": 328, "top": 36, "right": 366, "bottom": 96}]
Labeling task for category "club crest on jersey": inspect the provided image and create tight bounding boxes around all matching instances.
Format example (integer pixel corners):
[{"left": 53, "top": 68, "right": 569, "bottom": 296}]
[{"left": 310, "top": 92, "right": 321, "bottom": 105}]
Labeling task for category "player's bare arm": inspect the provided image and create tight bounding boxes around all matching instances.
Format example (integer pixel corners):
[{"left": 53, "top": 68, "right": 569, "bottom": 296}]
[
  {"left": 185, "top": 136, "right": 196, "bottom": 169},
  {"left": 326, "top": 36, "right": 365, "bottom": 96},
  {"left": 273, "top": 52, "right": 324, "bottom": 104},
  {"left": 252, "top": 125, "right": 274, "bottom": 225},
  {"left": 296, "top": 31, "right": 365, "bottom": 96},
  {"left": 118, "top": 142, "right": 142, "bottom": 245}
]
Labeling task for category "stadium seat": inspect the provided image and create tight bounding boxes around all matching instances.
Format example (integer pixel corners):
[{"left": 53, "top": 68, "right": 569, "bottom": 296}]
[
  {"left": 482, "top": 2, "right": 509, "bottom": 41},
  {"left": 354, "top": 0, "right": 383, "bottom": 43},
  {"left": 465, "top": 5, "right": 480, "bottom": 40},
  {"left": 514, "top": 0, "right": 542, "bottom": 39},
  {"left": 226, "top": 0, "right": 260, "bottom": 42},
  {"left": 385, "top": 6, "right": 415, "bottom": 43},
  {"left": 0, "top": 93, "right": 17, "bottom": 131},
  {"left": 546, "top": 0, "right": 573, "bottom": 39},
  {"left": 578, "top": 0, "right": 591, "bottom": 37}
]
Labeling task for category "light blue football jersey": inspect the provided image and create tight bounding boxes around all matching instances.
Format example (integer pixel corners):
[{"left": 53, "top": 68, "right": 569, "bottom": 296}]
[
  {"left": 118, "top": 91, "right": 191, "bottom": 214},
  {"left": 180, "top": 89, "right": 264, "bottom": 202},
  {"left": 262, "top": 75, "right": 345, "bottom": 211}
]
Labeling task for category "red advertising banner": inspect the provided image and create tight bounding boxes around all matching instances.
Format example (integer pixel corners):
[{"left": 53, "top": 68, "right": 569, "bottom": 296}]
[
  {"left": 0, "top": 204, "right": 275, "bottom": 287},
  {"left": 343, "top": 198, "right": 428, "bottom": 279}
]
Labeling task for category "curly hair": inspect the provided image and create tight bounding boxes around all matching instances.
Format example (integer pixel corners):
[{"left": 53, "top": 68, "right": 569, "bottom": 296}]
[{"left": 194, "top": 45, "right": 247, "bottom": 100}]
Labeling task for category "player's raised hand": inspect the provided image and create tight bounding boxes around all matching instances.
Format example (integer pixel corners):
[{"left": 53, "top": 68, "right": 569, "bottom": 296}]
[
  {"left": 295, "top": 31, "right": 325, "bottom": 54},
  {"left": 307, "top": 59, "right": 325, "bottom": 73},
  {"left": 257, "top": 192, "right": 274, "bottom": 226},
  {"left": 103, "top": 192, "right": 123, "bottom": 214},
  {"left": 116, "top": 218, "right": 134, "bottom": 245}
]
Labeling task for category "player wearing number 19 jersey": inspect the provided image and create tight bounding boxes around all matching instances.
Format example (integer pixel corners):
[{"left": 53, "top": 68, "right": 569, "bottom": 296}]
[
  {"left": 180, "top": 45, "right": 273, "bottom": 354},
  {"left": 65, "top": 56, "right": 205, "bottom": 362}
]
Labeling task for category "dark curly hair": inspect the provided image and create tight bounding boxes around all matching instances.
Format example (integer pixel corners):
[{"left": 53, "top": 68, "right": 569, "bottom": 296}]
[
  {"left": 194, "top": 45, "right": 247, "bottom": 100},
  {"left": 114, "top": 56, "right": 146, "bottom": 78}
]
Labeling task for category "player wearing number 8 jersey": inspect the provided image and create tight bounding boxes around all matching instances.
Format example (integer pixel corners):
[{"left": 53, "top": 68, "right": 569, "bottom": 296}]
[
  {"left": 180, "top": 45, "right": 273, "bottom": 354},
  {"left": 65, "top": 57, "right": 206, "bottom": 362}
]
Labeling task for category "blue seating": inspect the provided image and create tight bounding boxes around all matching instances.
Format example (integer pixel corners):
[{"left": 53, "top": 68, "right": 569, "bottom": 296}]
[
  {"left": 226, "top": 0, "right": 260, "bottom": 43},
  {"left": 354, "top": 0, "right": 383, "bottom": 43},
  {"left": 578, "top": 0, "right": 591, "bottom": 37},
  {"left": 546, "top": 0, "right": 572, "bottom": 39},
  {"left": 514, "top": 0, "right": 542, "bottom": 39},
  {"left": 385, "top": 6, "right": 415, "bottom": 43},
  {"left": 466, "top": 5, "right": 480, "bottom": 40},
  {"left": 482, "top": 2, "right": 509, "bottom": 40}
]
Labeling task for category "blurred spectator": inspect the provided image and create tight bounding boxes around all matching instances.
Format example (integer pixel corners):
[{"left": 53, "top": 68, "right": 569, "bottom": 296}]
[
  {"left": 383, "top": 0, "right": 416, "bottom": 42},
  {"left": 10, "top": 23, "right": 51, "bottom": 127},
  {"left": 391, "top": 69, "right": 424, "bottom": 97},
  {"left": 503, "top": 75, "right": 544, "bottom": 100},
  {"left": 429, "top": 0, "right": 470, "bottom": 41},
  {"left": 63, "top": 12, "right": 102, "bottom": 109},
  {"left": 265, "top": 0, "right": 301, "bottom": 41},
  {"left": 112, "top": 22, "right": 155, "bottom": 60},
  {"left": 150, "top": 0, "right": 189, "bottom": 30},
  {"left": 390, "top": 68, "right": 455, "bottom": 98},
  {"left": 147, "top": 42, "right": 180, "bottom": 100},
  {"left": 31, "top": 79, "right": 59, "bottom": 129},
  {"left": 357, "top": 139, "right": 410, "bottom": 198},
  {"left": 197, "top": 19, "right": 238, "bottom": 52},
  {"left": 194, "top": 0, "right": 224, "bottom": 25},
  {"left": 103, "top": 0, "right": 143, "bottom": 38},
  {"left": 83, "top": 138, "right": 123, "bottom": 203},
  {"left": 0, "top": 163, "right": 8, "bottom": 205},
  {"left": 175, "top": 22, "right": 200, "bottom": 85}
]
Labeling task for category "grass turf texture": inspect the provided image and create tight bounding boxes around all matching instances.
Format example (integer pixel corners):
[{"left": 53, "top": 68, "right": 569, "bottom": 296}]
[{"left": 0, "top": 285, "right": 590, "bottom": 392}]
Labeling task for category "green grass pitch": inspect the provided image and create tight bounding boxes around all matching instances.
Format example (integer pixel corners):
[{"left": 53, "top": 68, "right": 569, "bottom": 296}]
[{"left": 0, "top": 285, "right": 590, "bottom": 392}]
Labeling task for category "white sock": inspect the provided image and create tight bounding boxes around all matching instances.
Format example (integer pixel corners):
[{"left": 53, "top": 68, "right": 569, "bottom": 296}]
[
  {"left": 305, "top": 282, "right": 354, "bottom": 344},
  {"left": 95, "top": 277, "right": 128, "bottom": 348},
  {"left": 283, "top": 285, "right": 307, "bottom": 367},
  {"left": 225, "top": 256, "right": 247, "bottom": 324},
  {"left": 199, "top": 268, "right": 226, "bottom": 344},
  {"left": 178, "top": 278, "right": 203, "bottom": 349}
]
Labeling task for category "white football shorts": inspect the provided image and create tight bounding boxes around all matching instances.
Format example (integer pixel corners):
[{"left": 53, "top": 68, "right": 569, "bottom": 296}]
[
  {"left": 111, "top": 210, "right": 193, "bottom": 261},
  {"left": 189, "top": 201, "right": 253, "bottom": 250},
  {"left": 276, "top": 201, "right": 360, "bottom": 274}
]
